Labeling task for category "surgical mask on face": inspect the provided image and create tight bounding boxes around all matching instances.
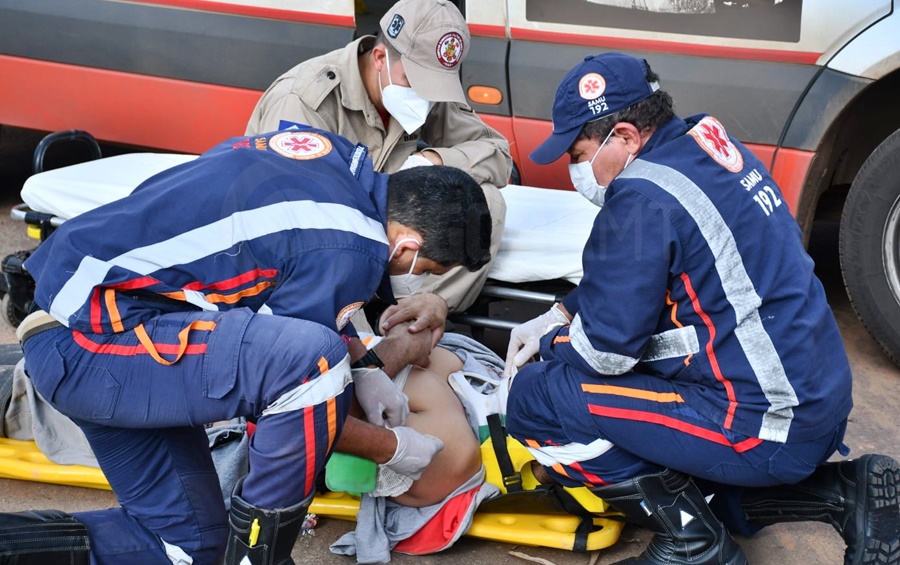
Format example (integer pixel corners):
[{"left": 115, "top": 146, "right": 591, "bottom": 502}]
[
  {"left": 388, "top": 237, "right": 429, "bottom": 298},
  {"left": 380, "top": 50, "right": 433, "bottom": 134},
  {"left": 568, "top": 128, "right": 614, "bottom": 207}
]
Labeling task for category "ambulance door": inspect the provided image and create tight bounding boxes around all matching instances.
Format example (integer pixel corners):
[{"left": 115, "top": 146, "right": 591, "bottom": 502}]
[
  {"left": 460, "top": 2, "right": 517, "bottom": 182},
  {"left": 0, "top": 0, "right": 357, "bottom": 154},
  {"left": 502, "top": 0, "right": 891, "bottom": 192}
]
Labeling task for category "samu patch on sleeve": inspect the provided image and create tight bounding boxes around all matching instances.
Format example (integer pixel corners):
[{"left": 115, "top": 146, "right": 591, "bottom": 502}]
[
  {"left": 336, "top": 301, "right": 365, "bottom": 330},
  {"left": 268, "top": 132, "right": 333, "bottom": 160},
  {"left": 688, "top": 116, "right": 744, "bottom": 173}
]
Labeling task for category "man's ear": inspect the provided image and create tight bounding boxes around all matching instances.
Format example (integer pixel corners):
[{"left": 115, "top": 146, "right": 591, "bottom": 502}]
[
  {"left": 614, "top": 122, "right": 644, "bottom": 154},
  {"left": 394, "top": 235, "right": 422, "bottom": 253},
  {"left": 371, "top": 45, "right": 387, "bottom": 72}
]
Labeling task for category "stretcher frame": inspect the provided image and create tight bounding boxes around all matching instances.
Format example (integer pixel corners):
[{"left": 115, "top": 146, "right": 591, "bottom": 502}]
[{"left": 0, "top": 432, "right": 623, "bottom": 552}]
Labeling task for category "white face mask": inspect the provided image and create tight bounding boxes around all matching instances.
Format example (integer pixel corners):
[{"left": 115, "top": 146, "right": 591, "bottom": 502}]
[
  {"left": 567, "top": 129, "right": 635, "bottom": 208},
  {"left": 388, "top": 237, "right": 429, "bottom": 298},
  {"left": 568, "top": 128, "right": 613, "bottom": 207},
  {"left": 380, "top": 50, "right": 433, "bottom": 134}
]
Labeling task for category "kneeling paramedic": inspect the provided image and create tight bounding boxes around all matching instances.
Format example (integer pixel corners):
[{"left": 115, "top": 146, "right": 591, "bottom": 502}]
[
  {"left": 3, "top": 126, "right": 492, "bottom": 565},
  {"left": 504, "top": 53, "right": 900, "bottom": 565}
]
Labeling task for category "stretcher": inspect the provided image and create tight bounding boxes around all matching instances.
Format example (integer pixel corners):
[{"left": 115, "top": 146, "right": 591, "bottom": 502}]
[
  {"left": 0, "top": 423, "right": 623, "bottom": 551},
  {"left": 0, "top": 131, "right": 619, "bottom": 552},
  {"left": 3, "top": 130, "right": 596, "bottom": 330}
]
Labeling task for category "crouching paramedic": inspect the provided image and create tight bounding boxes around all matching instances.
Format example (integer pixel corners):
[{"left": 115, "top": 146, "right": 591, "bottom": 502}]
[
  {"left": 504, "top": 53, "right": 900, "bottom": 565},
  {"left": 3, "top": 126, "right": 491, "bottom": 565}
]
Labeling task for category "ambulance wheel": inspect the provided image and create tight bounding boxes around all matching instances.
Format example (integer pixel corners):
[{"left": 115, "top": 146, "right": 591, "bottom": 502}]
[
  {"left": 840, "top": 128, "right": 900, "bottom": 367},
  {"left": 1, "top": 292, "right": 26, "bottom": 329}
]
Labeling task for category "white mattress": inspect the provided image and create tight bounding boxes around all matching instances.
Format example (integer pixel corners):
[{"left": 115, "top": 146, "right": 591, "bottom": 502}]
[{"left": 20, "top": 154, "right": 597, "bottom": 284}]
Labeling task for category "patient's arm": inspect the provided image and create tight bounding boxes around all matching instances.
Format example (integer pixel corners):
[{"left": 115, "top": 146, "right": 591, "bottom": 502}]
[{"left": 390, "top": 346, "right": 482, "bottom": 508}]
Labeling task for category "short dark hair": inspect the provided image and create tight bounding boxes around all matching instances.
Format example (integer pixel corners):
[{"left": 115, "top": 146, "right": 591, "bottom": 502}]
[
  {"left": 577, "top": 63, "right": 675, "bottom": 143},
  {"left": 386, "top": 166, "right": 491, "bottom": 271}
]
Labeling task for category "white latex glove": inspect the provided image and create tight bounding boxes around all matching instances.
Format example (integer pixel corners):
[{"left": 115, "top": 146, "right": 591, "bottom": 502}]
[
  {"left": 383, "top": 426, "right": 444, "bottom": 480},
  {"left": 504, "top": 303, "right": 570, "bottom": 376},
  {"left": 352, "top": 368, "right": 409, "bottom": 427},
  {"left": 398, "top": 153, "right": 434, "bottom": 171}
]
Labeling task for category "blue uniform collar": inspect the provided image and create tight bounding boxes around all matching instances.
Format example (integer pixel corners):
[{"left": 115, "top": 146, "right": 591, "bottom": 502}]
[{"left": 636, "top": 115, "right": 692, "bottom": 158}]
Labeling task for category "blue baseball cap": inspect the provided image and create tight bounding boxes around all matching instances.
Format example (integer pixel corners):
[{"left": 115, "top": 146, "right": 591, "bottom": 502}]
[{"left": 530, "top": 53, "right": 660, "bottom": 165}]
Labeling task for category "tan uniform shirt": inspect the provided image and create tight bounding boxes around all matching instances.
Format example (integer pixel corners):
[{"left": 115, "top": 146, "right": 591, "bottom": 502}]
[
  {"left": 246, "top": 37, "right": 511, "bottom": 315},
  {"left": 245, "top": 37, "right": 512, "bottom": 187}
]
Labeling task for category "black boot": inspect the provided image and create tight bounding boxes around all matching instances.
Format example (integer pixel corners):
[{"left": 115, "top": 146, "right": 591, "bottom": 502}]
[
  {"left": 0, "top": 509, "right": 90, "bottom": 564},
  {"left": 224, "top": 478, "right": 312, "bottom": 565},
  {"left": 592, "top": 468, "right": 747, "bottom": 565},
  {"left": 742, "top": 454, "right": 900, "bottom": 565}
]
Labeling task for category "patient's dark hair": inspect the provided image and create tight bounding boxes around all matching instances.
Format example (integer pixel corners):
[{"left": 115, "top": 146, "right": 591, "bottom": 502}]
[{"left": 386, "top": 166, "right": 491, "bottom": 271}]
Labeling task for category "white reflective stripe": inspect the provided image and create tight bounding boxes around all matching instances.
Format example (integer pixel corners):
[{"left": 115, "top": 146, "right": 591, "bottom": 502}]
[
  {"left": 183, "top": 289, "right": 218, "bottom": 312},
  {"left": 257, "top": 304, "right": 273, "bottom": 315},
  {"left": 619, "top": 159, "right": 798, "bottom": 442},
  {"left": 569, "top": 313, "right": 640, "bottom": 375},
  {"left": 569, "top": 317, "right": 699, "bottom": 372},
  {"left": 262, "top": 355, "right": 353, "bottom": 416},
  {"left": 525, "top": 437, "right": 614, "bottom": 467},
  {"left": 643, "top": 326, "right": 700, "bottom": 362},
  {"left": 162, "top": 539, "right": 193, "bottom": 565},
  {"left": 50, "top": 255, "right": 110, "bottom": 326},
  {"left": 50, "top": 201, "right": 388, "bottom": 323}
]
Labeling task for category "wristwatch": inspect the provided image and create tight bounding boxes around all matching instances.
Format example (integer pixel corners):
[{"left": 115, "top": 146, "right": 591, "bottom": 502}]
[{"left": 351, "top": 349, "right": 385, "bottom": 370}]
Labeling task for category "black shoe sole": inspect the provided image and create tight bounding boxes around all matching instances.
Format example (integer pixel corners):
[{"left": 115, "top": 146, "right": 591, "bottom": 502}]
[{"left": 848, "top": 454, "right": 900, "bottom": 565}]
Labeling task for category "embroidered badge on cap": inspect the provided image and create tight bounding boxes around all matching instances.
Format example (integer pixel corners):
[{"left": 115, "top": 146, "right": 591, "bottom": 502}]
[
  {"left": 689, "top": 116, "right": 744, "bottom": 173},
  {"left": 578, "top": 73, "right": 607, "bottom": 100},
  {"left": 336, "top": 302, "right": 365, "bottom": 330},
  {"left": 436, "top": 32, "right": 463, "bottom": 68},
  {"left": 387, "top": 14, "right": 404, "bottom": 38},
  {"left": 269, "top": 132, "right": 333, "bottom": 160}
]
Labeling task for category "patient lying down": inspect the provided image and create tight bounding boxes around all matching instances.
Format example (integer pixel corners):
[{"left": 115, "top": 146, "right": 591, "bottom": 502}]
[
  {"left": 389, "top": 345, "right": 483, "bottom": 508},
  {"left": 329, "top": 323, "right": 508, "bottom": 561}
]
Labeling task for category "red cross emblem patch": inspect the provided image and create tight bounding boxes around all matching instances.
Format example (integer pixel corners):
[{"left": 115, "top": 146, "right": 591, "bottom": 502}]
[
  {"left": 578, "top": 73, "right": 606, "bottom": 100},
  {"left": 436, "top": 32, "right": 464, "bottom": 68},
  {"left": 689, "top": 117, "right": 743, "bottom": 173},
  {"left": 269, "top": 132, "right": 333, "bottom": 160}
]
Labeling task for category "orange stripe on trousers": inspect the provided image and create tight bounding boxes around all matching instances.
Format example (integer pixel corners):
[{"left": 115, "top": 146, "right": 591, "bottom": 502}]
[{"left": 679, "top": 273, "right": 738, "bottom": 428}]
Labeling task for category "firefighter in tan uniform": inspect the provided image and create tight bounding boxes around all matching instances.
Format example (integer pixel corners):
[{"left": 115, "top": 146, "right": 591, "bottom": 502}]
[{"left": 246, "top": 0, "right": 511, "bottom": 319}]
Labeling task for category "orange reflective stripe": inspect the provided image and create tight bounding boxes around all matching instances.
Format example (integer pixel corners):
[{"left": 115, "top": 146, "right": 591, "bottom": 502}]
[
  {"left": 326, "top": 397, "right": 337, "bottom": 453},
  {"left": 204, "top": 281, "right": 276, "bottom": 304},
  {"left": 552, "top": 335, "right": 571, "bottom": 344},
  {"left": 104, "top": 289, "right": 126, "bottom": 333},
  {"left": 317, "top": 357, "right": 330, "bottom": 375},
  {"left": 524, "top": 438, "right": 572, "bottom": 479},
  {"left": 134, "top": 320, "right": 217, "bottom": 366},
  {"left": 666, "top": 290, "right": 693, "bottom": 366},
  {"left": 550, "top": 462, "right": 571, "bottom": 479},
  {"left": 582, "top": 383, "right": 684, "bottom": 403}
]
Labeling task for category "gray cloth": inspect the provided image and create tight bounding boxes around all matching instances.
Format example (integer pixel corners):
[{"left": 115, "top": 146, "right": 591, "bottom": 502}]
[
  {"left": 207, "top": 420, "right": 250, "bottom": 510},
  {"left": 329, "top": 467, "right": 499, "bottom": 563},
  {"left": 437, "top": 332, "right": 504, "bottom": 378},
  {"left": 3, "top": 358, "right": 98, "bottom": 467}
]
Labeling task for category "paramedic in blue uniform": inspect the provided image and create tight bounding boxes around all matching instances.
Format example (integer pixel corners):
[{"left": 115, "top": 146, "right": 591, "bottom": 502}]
[
  {"left": 504, "top": 53, "right": 900, "bottom": 565},
  {"left": 1, "top": 126, "right": 492, "bottom": 565}
]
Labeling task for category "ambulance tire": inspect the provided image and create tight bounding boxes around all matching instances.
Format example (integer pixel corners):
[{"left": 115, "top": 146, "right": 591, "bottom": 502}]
[
  {"left": 840, "top": 127, "right": 900, "bottom": 368},
  {"left": 1, "top": 292, "right": 26, "bottom": 329}
]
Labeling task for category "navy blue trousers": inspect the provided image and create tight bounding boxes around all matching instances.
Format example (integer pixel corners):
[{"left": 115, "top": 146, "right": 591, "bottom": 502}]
[
  {"left": 23, "top": 308, "right": 352, "bottom": 565},
  {"left": 507, "top": 359, "right": 847, "bottom": 534}
]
